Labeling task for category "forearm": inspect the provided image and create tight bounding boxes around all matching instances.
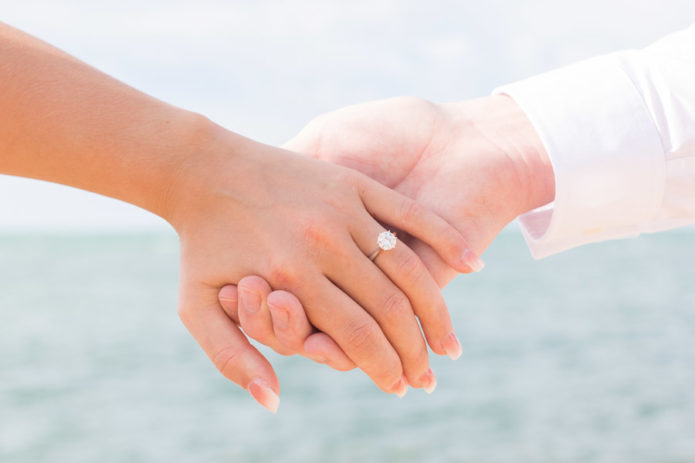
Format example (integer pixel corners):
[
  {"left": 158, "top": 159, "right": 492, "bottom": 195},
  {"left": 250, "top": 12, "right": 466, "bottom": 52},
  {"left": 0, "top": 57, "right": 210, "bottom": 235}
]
[
  {"left": 0, "top": 22, "right": 211, "bottom": 220},
  {"left": 495, "top": 24, "right": 695, "bottom": 258}
]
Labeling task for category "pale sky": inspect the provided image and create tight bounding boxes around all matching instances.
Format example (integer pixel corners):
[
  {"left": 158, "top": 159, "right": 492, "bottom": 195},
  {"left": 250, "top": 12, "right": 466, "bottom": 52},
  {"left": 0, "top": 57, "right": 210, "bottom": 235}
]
[{"left": 1, "top": 0, "right": 694, "bottom": 231}]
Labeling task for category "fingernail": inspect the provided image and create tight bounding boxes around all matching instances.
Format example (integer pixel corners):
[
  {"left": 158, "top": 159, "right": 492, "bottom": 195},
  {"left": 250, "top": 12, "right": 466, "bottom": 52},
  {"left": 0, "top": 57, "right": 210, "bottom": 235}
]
[
  {"left": 247, "top": 378, "right": 280, "bottom": 414},
  {"left": 461, "top": 249, "right": 485, "bottom": 272},
  {"left": 303, "top": 341, "right": 328, "bottom": 364},
  {"left": 268, "top": 303, "right": 289, "bottom": 330},
  {"left": 240, "top": 287, "right": 261, "bottom": 314},
  {"left": 218, "top": 285, "right": 237, "bottom": 303},
  {"left": 442, "top": 332, "right": 462, "bottom": 360},
  {"left": 418, "top": 368, "right": 437, "bottom": 394},
  {"left": 390, "top": 376, "right": 408, "bottom": 398}
]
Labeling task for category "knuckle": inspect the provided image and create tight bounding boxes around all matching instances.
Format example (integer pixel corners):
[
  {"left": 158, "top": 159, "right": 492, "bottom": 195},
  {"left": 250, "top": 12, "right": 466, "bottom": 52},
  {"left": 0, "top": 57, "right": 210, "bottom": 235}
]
[
  {"left": 267, "top": 264, "right": 297, "bottom": 289},
  {"left": 324, "top": 189, "right": 353, "bottom": 212},
  {"left": 300, "top": 218, "right": 338, "bottom": 249},
  {"left": 398, "top": 198, "right": 424, "bottom": 223},
  {"left": 212, "top": 345, "right": 245, "bottom": 378},
  {"left": 398, "top": 251, "right": 425, "bottom": 282},
  {"left": 381, "top": 291, "right": 412, "bottom": 323},
  {"left": 345, "top": 320, "right": 379, "bottom": 352}
]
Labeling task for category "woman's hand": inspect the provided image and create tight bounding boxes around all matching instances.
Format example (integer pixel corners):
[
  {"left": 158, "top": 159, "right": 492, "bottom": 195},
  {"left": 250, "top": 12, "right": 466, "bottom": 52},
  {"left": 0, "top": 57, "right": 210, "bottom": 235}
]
[
  {"left": 0, "top": 22, "right": 480, "bottom": 412},
  {"left": 216, "top": 95, "right": 554, "bottom": 377},
  {"left": 168, "top": 127, "right": 477, "bottom": 410}
]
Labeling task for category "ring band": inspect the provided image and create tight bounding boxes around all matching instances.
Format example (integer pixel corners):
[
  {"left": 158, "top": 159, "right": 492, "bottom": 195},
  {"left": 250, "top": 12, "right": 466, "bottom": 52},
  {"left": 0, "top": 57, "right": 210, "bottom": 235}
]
[{"left": 369, "top": 230, "right": 397, "bottom": 261}]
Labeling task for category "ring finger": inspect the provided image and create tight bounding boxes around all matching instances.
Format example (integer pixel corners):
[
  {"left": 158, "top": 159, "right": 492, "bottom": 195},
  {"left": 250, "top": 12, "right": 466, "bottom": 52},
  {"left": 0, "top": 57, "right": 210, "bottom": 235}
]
[
  {"left": 325, "top": 238, "right": 436, "bottom": 391},
  {"left": 352, "top": 220, "right": 461, "bottom": 360}
]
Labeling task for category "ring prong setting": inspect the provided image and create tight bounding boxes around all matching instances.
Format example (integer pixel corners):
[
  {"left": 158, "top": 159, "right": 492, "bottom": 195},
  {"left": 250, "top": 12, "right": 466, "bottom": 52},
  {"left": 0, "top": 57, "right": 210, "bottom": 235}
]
[{"left": 377, "top": 230, "right": 397, "bottom": 251}]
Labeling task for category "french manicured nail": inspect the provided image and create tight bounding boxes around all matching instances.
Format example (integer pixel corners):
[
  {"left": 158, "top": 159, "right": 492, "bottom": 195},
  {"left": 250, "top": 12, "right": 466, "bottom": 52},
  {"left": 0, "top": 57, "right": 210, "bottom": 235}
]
[
  {"left": 461, "top": 249, "right": 485, "bottom": 272},
  {"left": 268, "top": 303, "right": 289, "bottom": 330},
  {"left": 240, "top": 287, "right": 261, "bottom": 314},
  {"left": 418, "top": 368, "right": 437, "bottom": 394},
  {"left": 247, "top": 378, "right": 280, "bottom": 414},
  {"left": 442, "top": 332, "right": 462, "bottom": 360},
  {"left": 390, "top": 376, "right": 408, "bottom": 398}
]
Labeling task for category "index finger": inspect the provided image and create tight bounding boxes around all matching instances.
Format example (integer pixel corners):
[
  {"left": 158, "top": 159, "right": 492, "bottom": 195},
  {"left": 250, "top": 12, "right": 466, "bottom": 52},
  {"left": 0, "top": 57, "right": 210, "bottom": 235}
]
[{"left": 358, "top": 178, "right": 485, "bottom": 274}]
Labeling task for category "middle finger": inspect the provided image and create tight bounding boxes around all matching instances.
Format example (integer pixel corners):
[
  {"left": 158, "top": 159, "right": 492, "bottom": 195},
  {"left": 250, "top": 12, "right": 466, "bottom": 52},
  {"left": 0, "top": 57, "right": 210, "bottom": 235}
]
[
  {"left": 325, "top": 239, "right": 436, "bottom": 391},
  {"left": 352, "top": 219, "right": 461, "bottom": 360}
]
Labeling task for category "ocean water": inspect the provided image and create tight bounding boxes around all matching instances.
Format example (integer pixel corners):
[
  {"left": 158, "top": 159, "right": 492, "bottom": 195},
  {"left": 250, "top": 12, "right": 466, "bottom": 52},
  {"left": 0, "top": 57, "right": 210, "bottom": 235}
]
[{"left": 1, "top": 231, "right": 694, "bottom": 463}]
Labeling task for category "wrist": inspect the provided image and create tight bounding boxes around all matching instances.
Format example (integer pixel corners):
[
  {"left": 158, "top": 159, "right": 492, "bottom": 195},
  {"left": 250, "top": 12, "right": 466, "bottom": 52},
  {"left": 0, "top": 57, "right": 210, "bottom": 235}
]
[
  {"left": 152, "top": 112, "right": 215, "bottom": 222},
  {"left": 495, "top": 95, "right": 555, "bottom": 214},
  {"left": 158, "top": 114, "right": 234, "bottom": 232},
  {"left": 96, "top": 107, "right": 235, "bottom": 231},
  {"left": 160, "top": 117, "right": 270, "bottom": 235},
  {"left": 459, "top": 95, "right": 555, "bottom": 216}
]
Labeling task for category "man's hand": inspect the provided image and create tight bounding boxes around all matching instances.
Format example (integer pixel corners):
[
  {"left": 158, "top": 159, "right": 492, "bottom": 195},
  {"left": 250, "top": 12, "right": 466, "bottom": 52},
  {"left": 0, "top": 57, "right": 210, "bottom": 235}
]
[
  {"left": 219, "top": 95, "right": 555, "bottom": 379},
  {"left": 286, "top": 95, "right": 554, "bottom": 284}
]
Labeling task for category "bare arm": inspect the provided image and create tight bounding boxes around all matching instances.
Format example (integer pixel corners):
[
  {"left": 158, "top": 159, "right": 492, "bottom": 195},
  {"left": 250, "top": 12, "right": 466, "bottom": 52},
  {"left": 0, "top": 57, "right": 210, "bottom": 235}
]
[
  {"left": 0, "top": 22, "right": 196, "bottom": 217},
  {"left": 0, "top": 24, "right": 480, "bottom": 411}
]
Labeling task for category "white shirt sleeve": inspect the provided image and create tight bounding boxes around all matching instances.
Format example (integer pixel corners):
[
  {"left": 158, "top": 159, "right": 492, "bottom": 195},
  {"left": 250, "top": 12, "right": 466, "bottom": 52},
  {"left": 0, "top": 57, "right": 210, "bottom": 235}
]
[{"left": 495, "top": 25, "right": 695, "bottom": 259}]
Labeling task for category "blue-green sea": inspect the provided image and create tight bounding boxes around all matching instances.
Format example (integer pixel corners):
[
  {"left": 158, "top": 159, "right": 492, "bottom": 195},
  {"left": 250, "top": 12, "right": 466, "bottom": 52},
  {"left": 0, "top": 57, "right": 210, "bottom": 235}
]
[{"left": 1, "top": 230, "right": 695, "bottom": 463}]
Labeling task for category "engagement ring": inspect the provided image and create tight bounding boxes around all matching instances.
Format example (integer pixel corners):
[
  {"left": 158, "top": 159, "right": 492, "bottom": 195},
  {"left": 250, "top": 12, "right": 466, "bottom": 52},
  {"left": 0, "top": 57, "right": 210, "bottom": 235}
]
[{"left": 368, "top": 230, "right": 397, "bottom": 261}]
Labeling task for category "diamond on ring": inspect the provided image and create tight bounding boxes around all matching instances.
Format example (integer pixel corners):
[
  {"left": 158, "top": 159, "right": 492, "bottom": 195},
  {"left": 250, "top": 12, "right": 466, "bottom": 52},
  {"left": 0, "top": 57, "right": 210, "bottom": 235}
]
[{"left": 377, "top": 231, "right": 397, "bottom": 251}]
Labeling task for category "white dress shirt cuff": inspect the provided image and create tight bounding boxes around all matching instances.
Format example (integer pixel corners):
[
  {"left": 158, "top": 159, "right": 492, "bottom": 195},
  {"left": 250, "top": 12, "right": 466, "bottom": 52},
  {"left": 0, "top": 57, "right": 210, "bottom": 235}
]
[{"left": 495, "top": 55, "right": 666, "bottom": 259}]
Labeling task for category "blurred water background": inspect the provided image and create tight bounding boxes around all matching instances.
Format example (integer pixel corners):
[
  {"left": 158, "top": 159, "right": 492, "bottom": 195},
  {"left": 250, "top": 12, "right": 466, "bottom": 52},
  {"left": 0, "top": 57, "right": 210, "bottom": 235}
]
[
  {"left": 2, "top": 1, "right": 695, "bottom": 462},
  {"left": 1, "top": 230, "right": 694, "bottom": 463}
]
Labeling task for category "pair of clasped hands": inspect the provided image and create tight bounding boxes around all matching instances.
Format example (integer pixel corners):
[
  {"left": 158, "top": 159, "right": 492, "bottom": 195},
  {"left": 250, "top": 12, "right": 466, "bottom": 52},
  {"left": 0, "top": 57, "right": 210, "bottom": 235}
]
[
  {"left": 0, "top": 23, "right": 552, "bottom": 415},
  {"left": 177, "top": 95, "right": 554, "bottom": 413}
]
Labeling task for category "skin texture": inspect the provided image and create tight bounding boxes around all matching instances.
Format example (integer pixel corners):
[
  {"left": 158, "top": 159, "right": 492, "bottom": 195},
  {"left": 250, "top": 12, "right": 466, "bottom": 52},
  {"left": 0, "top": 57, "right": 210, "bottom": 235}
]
[
  {"left": 173, "top": 129, "right": 478, "bottom": 400},
  {"left": 218, "top": 95, "right": 556, "bottom": 386},
  {"left": 0, "top": 24, "right": 481, "bottom": 412}
]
